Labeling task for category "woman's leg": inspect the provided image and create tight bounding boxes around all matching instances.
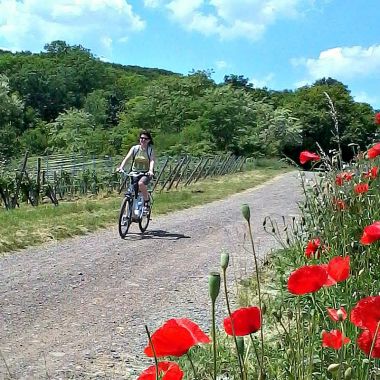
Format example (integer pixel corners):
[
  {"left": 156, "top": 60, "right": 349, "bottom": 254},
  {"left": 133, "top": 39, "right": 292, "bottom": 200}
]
[{"left": 138, "top": 176, "right": 151, "bottom": 202}]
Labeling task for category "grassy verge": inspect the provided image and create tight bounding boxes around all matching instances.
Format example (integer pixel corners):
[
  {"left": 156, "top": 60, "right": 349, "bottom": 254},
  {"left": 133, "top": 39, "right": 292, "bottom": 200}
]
[{"left": 0, "top": 164, "right": 291, "bottom": 254}]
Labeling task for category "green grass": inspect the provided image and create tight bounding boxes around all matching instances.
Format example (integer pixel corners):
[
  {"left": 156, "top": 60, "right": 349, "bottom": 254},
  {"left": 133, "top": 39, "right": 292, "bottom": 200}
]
[{"left": 0, "top": 165, "right": 291, "bottom": 254}]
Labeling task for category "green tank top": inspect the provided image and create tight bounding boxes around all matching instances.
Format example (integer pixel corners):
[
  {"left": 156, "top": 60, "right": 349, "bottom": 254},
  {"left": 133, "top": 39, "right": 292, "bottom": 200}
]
[{"left": 132, "top": 146, "right": 150, "bottom": 172}]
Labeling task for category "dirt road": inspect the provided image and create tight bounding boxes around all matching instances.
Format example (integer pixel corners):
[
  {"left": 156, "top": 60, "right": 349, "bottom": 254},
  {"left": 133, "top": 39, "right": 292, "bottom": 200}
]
[{"left": 0, "top": 171, "right": 304, "bottom": 379}]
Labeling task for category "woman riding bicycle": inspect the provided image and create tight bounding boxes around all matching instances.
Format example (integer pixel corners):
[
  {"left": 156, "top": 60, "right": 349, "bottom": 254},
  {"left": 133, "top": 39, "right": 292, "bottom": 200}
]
[{"left": 117, "top": 130, "right": 156, "bottom": 212}]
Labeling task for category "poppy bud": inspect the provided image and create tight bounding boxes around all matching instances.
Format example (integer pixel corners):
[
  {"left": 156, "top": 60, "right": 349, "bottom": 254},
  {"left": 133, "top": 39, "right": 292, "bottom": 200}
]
[
  {"left": 286, "top": 348, "right": 293, "bottom": 357},
  {"left": 327, "top": 363, "right": 340, "bottom": 373},
  {"left": 209, "top": 272, "right": 221, "bottom": 303},
  {"left": 241, "top": 204, "right": 250, "bottom": 222},
  {"left": 261, "top": 303, "right": 267, "bottom": 315},
  {"left": 287, "top": 310, "right": 293, "bottom": 320},
  {"left": 220, "top": 251, "right": 230, "bottom": 270},
  {"left": 344, "top": 367, "right": 353, "bottom": 379},
  {"left": 336, "top": 309, "right": 345, "bottom": 322},
  {"left": 236, "top": 336, "right": 244, "bottom": 358}
]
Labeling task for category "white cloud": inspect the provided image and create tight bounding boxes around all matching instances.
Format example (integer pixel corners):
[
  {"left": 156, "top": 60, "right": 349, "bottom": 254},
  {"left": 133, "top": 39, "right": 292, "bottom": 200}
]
[
  {"left": 215, "top": 60, "right": 229, "bottom": 69},
  {"left": 249, "top": 73, "right": 274, "bottom": 88},
  {"left": 143, "top": 0, "right": 163, "bottom": 8},
  {"left": 0, "top": 0, "right": 145, "bottom": 53},
  {"left": 353, "top": 91, "right": 379, "bottom": 106},
  {"left": 165, "top": 0, "right": 314, "bottom": 41},
  {"left": 292, "top": 45, "right": 380, "bottom": 80}
]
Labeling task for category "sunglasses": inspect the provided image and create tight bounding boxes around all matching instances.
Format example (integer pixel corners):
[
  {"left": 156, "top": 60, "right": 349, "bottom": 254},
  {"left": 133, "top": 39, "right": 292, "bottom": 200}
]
[{"left": 140, "top": 137, "right": 149, "bottom": 141}]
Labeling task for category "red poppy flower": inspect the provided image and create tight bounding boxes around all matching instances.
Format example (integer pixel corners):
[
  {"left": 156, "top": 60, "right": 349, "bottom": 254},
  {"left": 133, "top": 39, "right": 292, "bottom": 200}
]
[
  {"left": 144, "top": 318, "right": 210, "bottom": 357},
  {"left": 323, "top": 256, "right": 350, "bottom": 286},
  {"left": 223, "top": 306, "right": 261, "bottom": 336},
  {"left": 350, "top": 296, "right": 380, "bottom": 333},
  {"left": 375, "top": 112, "right": 380, "bottom": 125},
  {"left": 137, "top": 362, "right": 184, "bottom": 380},
  {"left": 367, "top": 143, "right": 380, "bottom": 159},
  {"left": 363, "top": 166, "right": 378, "bottom": 179},
  {"left": 305, "top": 238, "right": 322, "bottom": 258},
  {"left": 287, "top": 265, "right": 327, "bottom": 295},
  {"left": 332, "top": 198, "right": 346, "bottom": 210},
  {"left": 357, "top": 329, "right": 380, "bottom": 358},
  {"left": 322, "top": 329, "right": 350, "bottom": 350},
  {"left": 360, "top": 221, "right": 380, "bottom": 245},
  {"left": 354, "top": 183, "right": 369, "bottom": 194},
  {"left": 335, "top": 172, "right": 353, "bottom": 186},
  {"left": 327, "top": 307, "right": 347, "bottom": 322},
  {"left": 299, "top": 151, "right": 321, "bottom": 164}
]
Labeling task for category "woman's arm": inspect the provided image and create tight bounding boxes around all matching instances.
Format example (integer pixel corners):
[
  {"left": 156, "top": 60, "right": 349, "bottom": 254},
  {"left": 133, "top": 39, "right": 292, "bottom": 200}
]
[
  {"left": 117, "top": 146, "right": 135, "bottom": 171},
  {"left": 148, "top": 149, "right": 156, "bottom": 176}
]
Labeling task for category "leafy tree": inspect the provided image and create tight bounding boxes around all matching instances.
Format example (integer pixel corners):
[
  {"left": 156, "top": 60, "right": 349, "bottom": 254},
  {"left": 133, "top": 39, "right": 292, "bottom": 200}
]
[
  {"left": 0, "top": 74, "right": 24, "bottom": 157},
  {"left": 48, "top": 108, "right": 95, "bottom": 153}
]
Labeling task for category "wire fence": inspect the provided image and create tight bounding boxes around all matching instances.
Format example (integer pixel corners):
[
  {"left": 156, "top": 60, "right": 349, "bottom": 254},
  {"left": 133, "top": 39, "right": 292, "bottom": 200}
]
[{"left": 0, "top": 152, "right": 246, "bottom": 209}]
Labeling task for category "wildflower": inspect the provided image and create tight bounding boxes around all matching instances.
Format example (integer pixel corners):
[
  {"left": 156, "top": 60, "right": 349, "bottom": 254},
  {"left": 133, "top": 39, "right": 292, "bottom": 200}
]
[
  {"left": 299, "top": 151, "right": 321, "bottom": 164},
  {"left": 363, "top": 166, "right": 378, "bottom": 179},
  {"left": 335, "top": 172, "right": 353, "bottom": 186},
  {"left": 354, "top": 183, "right": 369, "bottom": 194},
  {"left": 322, "top": 330, "right": 350, "bottom": 350},
  {"left": 367, "top": 142, "right": 380, "bottom": 159},
  {"left": 324, "top": 256, "right": 350, "bottom": 286},
  {"left": 144, "top": 318, "right": 210, "bottom": 357},
  {"left": 137, "top": 362, "right": 184, "bottom": 380},
  {"left": 375, "top": 112, "right": 380, "bottom": 125},
  {"left": 327, "top": 307, "right": 347, "bottom": 322},
  {"left": 357, "top": 329, "right": 380, "bottom": 358},
  {"left": 332, "top": 198, "right": 346, "bottom": 210},
  {"left": 305, "top": 238, "right": 322, "bottom": 258},
  {"left": 287, "top": 265, "right": 327, "bottom": 295},
  {"left": 350, "top": 296, "right": 380, "bottom": 333},
  {"left": 360, "top": 221, "right": 380, "bottom": 245},
  {"left": 223, "top": 306, "right": 261, "bottom": 336}
]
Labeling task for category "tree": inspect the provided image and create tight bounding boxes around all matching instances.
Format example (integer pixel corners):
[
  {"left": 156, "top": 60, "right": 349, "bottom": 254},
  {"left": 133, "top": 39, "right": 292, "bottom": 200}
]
[{"left": 0, "top": 75, "right": 24, "bottom": 157}]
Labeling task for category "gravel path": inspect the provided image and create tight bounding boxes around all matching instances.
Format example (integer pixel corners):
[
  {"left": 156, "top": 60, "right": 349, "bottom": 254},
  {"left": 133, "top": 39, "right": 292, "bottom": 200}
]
[{"left": 0, "top": 171, "right": 304, "bottom": 380}]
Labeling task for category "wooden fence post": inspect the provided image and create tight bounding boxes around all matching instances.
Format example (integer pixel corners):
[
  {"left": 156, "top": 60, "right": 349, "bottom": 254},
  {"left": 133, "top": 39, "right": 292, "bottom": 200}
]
[
  {"left": 166, "top": 156, "right": 187, "bottom": 191},
  {"left": 11, "top": 151, "right": 29, "bottom": 208},
  {"left": 160, "top": 157, "right": 183, "bottom": 192},
  {"left": 194, "top": 157, "right": 210, "bottom": 183},
  {"left": 175, "top": 156, "right": 192, "bottom": 189},
  {"left": 184, "top": 158, "right": 204, "bottom": 186},
  {"left": 151, "top": 157, "right": 170, "bottom": 193}
]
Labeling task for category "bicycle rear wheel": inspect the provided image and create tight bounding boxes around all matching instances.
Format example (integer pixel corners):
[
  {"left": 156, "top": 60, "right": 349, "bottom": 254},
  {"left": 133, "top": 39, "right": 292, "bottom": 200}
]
[
  {"left": 118, "top": 197, "right": 132, "bottom": 238},
  {"left": 138, "top": 206, "right": 151, "bottom": 233}
]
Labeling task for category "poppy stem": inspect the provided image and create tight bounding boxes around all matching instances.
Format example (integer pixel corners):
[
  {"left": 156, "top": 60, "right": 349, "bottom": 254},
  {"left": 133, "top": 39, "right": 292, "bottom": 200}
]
[
  {"left": 144, "top": 325, "right": 159, "bottom": 380},
  {"left": 186, "top": 352, "right": 198, "bottom": 380},
  {"left": 367, "top": 321, "right": 380, "bottom": 377},
  {"left": 247, "top": 220, "right": 265, "bottom": 374},
  {"left": 222, "top": 267, "right": 245, "bottom": 379},
  {"left": 211, "top": 301, "right": 217, "bottom": 380},
  {"left": 249, "top": 334, "right": 262, "bottom": 373}
]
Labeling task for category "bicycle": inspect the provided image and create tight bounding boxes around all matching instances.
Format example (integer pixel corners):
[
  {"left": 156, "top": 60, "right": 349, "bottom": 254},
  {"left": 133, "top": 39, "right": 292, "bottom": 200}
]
[{"left": 118, "top": 170, "right": 153, "bottom": 238}]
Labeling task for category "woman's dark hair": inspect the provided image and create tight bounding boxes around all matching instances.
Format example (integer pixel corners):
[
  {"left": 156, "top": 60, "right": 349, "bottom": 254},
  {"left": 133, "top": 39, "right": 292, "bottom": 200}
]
[{"left": 139, "top": 130, "right": 154, "bottom": 145}]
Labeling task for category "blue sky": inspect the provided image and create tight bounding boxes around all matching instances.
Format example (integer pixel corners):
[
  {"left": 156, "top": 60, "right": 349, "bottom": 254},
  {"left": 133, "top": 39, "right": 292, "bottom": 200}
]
[{"left": 0, "top": 0, "right": 379, "bottom": 110}]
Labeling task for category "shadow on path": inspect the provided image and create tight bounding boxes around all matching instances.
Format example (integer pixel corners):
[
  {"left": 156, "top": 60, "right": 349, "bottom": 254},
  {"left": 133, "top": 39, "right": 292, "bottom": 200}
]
[{"left": 123, "top": 229, "right": 191, "bottom": 241}]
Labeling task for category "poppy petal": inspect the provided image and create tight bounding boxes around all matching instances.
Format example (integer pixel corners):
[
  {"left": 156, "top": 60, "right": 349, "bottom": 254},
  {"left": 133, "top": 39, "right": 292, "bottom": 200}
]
[
  {"left": 223, "top": 306, "right": 261, "bottom": 336},
  {"left": 360, "top": 222, "right": 380, "bottom": 245},
  {"left": 137, "top": 361, "right": 184, "bottom": 380},
  {"left": 287, "top": 265, "right": 327, "bottom": 295},
  {"left": 144, "top": 318, "right": 210, "bottom": 357},
  {"left": 357, "top": 330, "right": 380, "bottom": 358}
]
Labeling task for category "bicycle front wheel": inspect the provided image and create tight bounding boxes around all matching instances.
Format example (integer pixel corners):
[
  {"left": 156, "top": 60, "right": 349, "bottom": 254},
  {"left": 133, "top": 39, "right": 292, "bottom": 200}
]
[
  {"left": 139, "top": 207, "right": 151, "bottom": 233},
  {"left": 118, "top": 197, "right": 132, "bottom": 238}
]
